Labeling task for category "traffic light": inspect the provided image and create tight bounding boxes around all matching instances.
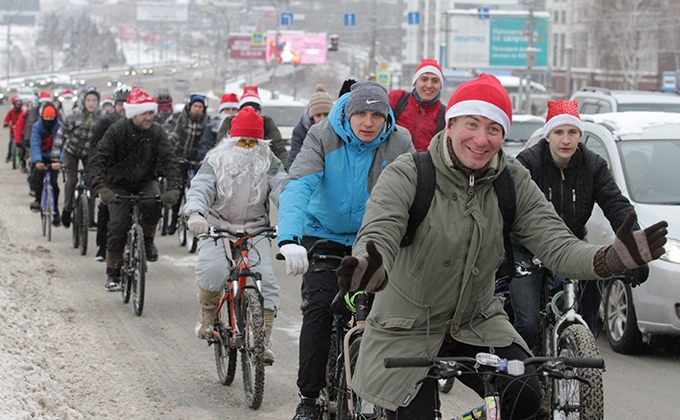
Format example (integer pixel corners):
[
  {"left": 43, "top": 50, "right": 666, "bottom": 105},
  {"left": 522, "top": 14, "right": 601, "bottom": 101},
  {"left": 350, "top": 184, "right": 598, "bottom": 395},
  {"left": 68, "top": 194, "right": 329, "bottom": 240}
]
[{"left": 328, "top": 35, "right": 338, "bottom": 51}]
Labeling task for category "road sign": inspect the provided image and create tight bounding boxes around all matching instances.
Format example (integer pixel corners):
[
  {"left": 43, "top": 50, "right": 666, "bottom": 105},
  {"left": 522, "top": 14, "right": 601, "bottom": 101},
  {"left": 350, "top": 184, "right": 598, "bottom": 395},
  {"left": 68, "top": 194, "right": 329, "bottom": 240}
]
[
  {"left": 478, "top": 7, "right": 490, "bottom": 19},
  {"left": 377, "top": 72, "right": 391, "bottom": 87},
  {"left": 251, "top": 32, "right": 264, "bottom": 46},
  {"left": 663, "top": 72, "right": 677, "bottom": 92},
  {"left": 344, "top": 14, "right": 356, "bottom": 26},
  {"left": 281, "top": 12, "right": 294, "bottom": 26},
  {"left": 408, "top": 12, "right": 420, "bottom": 25}
]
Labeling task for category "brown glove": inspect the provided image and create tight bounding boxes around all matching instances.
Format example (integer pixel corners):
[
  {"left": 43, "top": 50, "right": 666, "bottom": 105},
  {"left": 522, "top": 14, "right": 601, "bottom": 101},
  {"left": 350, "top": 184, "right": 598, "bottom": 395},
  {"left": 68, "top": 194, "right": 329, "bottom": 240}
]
[
  {"left": 336, "top": 240, "right": 387, "bottom": 296},
  {"left": 604, "top": 212, "right": 668, "bottom": 274}
]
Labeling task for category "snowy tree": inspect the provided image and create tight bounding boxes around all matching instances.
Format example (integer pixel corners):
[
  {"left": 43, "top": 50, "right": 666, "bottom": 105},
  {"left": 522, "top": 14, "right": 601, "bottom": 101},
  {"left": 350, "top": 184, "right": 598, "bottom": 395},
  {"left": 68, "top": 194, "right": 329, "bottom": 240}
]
[{"left": 61, "top": 13, "right": 125, "bottom": 71}]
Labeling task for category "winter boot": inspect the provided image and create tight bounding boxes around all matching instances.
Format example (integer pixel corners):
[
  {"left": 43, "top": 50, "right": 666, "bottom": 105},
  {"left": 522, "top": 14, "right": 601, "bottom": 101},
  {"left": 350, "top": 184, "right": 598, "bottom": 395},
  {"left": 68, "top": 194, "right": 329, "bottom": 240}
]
[
  {"left": 141, "top": 222, "right": 158, "bottom": 262},
  {"left": 61, "top": 210, "right": 71, "bottom": 228},
  {"left": 196, "top": 288, "right": 221, "bottom": 339},
  {"left": 105, "top": 267, "right": 122, "bottom": 292},
  {"left": 292, "top": 396, "right": 321, "bottom": 420},
  {"left": 264, "top": 309, "right": 276, "bottom": 365}
]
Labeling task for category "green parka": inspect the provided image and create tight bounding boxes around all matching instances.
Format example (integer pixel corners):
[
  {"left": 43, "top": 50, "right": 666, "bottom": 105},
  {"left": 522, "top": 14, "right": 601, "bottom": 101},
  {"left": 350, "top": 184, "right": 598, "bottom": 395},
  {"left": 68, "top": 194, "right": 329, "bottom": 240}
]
[{"left": 351, "top": 129, "right": 605, "bottom": 411}]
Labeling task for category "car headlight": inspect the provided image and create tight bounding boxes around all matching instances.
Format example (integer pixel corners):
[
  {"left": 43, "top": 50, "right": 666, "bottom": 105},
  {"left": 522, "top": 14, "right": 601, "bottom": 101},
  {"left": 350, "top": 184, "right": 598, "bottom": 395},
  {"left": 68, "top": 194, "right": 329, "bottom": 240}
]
[{"left": 660, "top": 238, "right": 680, "bottom": 264}]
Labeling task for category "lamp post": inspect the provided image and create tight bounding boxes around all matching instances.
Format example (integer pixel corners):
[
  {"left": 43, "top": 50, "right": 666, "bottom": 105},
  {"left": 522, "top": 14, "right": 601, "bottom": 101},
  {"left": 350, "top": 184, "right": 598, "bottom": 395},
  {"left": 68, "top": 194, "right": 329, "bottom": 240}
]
[
  {"left": 4, "top": 7, "right": 24, "bottom": 88},
  {"left": 208, "top": 2, "right": 233, "bottom": 79}
]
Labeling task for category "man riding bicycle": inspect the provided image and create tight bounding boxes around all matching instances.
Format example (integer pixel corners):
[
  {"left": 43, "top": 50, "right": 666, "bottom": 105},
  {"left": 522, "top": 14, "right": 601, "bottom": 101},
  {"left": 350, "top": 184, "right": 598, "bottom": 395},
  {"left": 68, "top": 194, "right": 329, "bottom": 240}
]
[
  {"left": 90, "top": 87, "right": 181, "bottom": 292},
  {"left": 277, "top": 81, "right": 414, "bottom": 420},
  {"left": 183, "top": 106, "right": 287, "bottom": 363},
  {"left": 335, "top": 74, "right": 669, "bottom": 420},
  {"left": 30, "top": 103, "right": 62, "bottom": 223}
]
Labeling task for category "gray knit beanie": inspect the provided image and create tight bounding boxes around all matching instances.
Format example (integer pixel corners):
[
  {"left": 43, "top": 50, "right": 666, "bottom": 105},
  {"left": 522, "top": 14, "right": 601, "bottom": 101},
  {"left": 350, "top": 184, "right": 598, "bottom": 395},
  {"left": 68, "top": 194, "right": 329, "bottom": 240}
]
[{"left": 344, "top": 81, "right": 390, "bottom": 120}]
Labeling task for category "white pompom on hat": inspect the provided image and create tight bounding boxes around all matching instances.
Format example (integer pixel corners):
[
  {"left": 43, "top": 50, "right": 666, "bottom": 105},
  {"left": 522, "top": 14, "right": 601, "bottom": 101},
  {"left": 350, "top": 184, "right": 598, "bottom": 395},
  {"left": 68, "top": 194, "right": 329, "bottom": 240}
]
[
  {"left": 543, "top": 100, "right": 584, "bottom": 137},
  {"left": 239, "top": 86, "right": 263, "bottom": 109},
  {"left": 218, "top": 93, "right": 239, "bottom": 112},
  {"left": 124, "top": 87, "right": 158, "bottom": 119},
  {"left": 412, "top": 59, "right": 444, "bottom": 85}
]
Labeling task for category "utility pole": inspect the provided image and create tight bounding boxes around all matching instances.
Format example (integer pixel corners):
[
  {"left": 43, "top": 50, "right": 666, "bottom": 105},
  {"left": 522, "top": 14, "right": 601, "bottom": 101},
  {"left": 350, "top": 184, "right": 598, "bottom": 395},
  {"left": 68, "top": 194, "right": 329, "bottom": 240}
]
[
  {"left": 368, "top": 0, "right": 377, "bottom": 79},
  {"left": 524, "top": 0, "right": 536, "bottom": 114},
  {"left": 4, "top": 6, "right": 24, "bottom": 88}
]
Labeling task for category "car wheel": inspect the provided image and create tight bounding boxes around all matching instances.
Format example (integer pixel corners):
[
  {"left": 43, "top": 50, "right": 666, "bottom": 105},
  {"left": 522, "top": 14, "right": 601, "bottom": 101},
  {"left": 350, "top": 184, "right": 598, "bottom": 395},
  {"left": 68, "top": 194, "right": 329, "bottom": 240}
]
[{"left": 605, "top": 278, "right": 644, "bottom": 354}]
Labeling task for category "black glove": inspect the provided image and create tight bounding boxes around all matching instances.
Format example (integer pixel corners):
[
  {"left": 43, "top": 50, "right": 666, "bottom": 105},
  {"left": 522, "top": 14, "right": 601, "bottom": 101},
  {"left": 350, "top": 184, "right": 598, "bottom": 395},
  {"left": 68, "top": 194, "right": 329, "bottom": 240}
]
[
  {"left": 161, "top": 188, "right": 181, "bottom": 206},
  {"left": 338, "top": 79, "right": 357, "bottom": 98},
  {"left": 604, "top": 211, "right": 668, "bottom": 273},
  {"left": 336, "top": 240, "right": 387, "bottom": 296},
  {"left": 95, "top": 184, "right": 116, "bottom": 205},
  {"left": 624, "top": 265, "right": 649, "bottom": 288}
]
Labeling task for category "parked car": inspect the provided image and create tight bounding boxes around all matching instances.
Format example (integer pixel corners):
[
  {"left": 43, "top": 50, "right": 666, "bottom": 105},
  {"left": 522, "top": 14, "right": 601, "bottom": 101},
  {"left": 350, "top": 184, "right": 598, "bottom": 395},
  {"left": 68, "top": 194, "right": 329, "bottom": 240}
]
[
  {"left": 107, "top": 75, "right": 122, "bottom": 88},
  {"left": 502, "top": 114, "right": 545, "bottom": 158},
  {"left": 525, "top": 111, "right": 680, "bottom": 354},
  {"left": 570, "top": 87, "right": 680, "bottom": 114}
]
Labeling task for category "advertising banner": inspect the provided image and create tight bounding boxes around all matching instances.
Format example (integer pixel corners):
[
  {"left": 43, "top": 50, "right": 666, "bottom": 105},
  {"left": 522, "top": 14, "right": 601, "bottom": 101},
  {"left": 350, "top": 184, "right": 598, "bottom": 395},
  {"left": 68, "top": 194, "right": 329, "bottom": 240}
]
[
  {"left": 137, "top": 3, "right": 188, "bottom": 22},
  {"left": 265, "top": 33, "right": 327, "bottom": 65},
  {"left": 230, "top": 35, "right": 266, "bottom": 60}
]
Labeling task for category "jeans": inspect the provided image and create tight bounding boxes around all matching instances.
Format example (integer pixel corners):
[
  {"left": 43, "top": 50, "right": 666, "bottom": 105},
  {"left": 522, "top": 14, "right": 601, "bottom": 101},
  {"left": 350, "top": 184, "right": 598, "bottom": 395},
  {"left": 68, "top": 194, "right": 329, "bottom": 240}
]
[{"left": 32, "top": 162, "right": 60, "bottom": 212}]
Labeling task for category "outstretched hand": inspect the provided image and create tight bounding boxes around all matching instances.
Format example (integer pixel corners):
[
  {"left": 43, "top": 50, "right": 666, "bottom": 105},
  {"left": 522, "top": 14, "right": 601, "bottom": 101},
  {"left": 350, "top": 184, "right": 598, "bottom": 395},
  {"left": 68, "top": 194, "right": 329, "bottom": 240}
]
[
  {"left": 606, "top": 211, "right": 668, "bottom": 274},
  {"left": 336, "top": 240, "right": 387, "bottom": 296}
]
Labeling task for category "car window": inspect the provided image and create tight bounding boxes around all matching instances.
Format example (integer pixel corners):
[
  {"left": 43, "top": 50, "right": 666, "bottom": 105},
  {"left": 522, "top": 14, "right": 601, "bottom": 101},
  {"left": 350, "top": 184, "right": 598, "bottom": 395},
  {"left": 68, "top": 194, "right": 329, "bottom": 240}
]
[
  {"left": 619, "top": 140, "right": 680, "bottom": 204},
  {"left": 580, "top": 103, "right": 600, "bottom": 114},
  {"left": 583, "top": 134, "right": 611, "bottom": 167},
  {"left": 617, "top": 103, "right": 680, "bottom": 113},
  {"left": 597, "top": 100, "right": 612, "bottom": 113}
]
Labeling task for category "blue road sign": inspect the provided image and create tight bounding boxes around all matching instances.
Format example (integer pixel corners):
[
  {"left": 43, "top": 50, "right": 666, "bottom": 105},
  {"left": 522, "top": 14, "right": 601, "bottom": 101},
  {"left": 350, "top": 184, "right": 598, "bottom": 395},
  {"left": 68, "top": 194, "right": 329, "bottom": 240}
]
[
  {"left": 478, "top": 7, "right": 490, "bottom": 19},
  {"left": 344, "top": 13, "right": 356, "bottom": 26},
  {"left": 408, "top": 12, "right": 420, "bottom": 25},
  {"left": 281, "top": 13, "right": 294, "bottom": 26}
]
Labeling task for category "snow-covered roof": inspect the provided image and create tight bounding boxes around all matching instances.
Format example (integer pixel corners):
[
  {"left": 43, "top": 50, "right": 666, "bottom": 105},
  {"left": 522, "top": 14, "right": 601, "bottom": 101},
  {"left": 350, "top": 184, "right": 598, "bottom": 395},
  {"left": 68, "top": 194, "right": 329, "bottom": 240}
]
[{"left": 585, "top": 112, "right": 680, "bottom": 137}]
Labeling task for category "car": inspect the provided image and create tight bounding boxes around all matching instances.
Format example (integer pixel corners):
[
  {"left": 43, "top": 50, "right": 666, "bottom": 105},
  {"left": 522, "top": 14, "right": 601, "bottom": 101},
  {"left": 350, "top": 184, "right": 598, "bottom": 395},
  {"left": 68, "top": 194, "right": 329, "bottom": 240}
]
[
  {"left": 21, "top": 78, "right": 36, "bottom": 88},
  {"left": 125, "top": 67, "right": 137, "bottom": 76},
  {"left": 525, "top": 111, "right": 680, "bottom": 354},
  {"left": 17, "top": 87, "right": 39, "bottom": 105},
  {"left": 5, "top": 81, "right": 22, "bottom": 93},
  {"left": 142, "top": 67, "right": 154, "bottom": 75},
  {"left": 71, "top": 76, "right": 86, "bottom": 86},
  {"left": 174, "top": 78, "right": 190, "bottom": 92},
  {"left": 502, "top": 114, "right": 545, "bottom": 158},
  {"left": 0, "top": 91, "right": 5, "bottom": 105},
  {"left": 570, "top": 87, "right": 680, "bottom": 114},
  {"left": 261, "top": 101, "right": 308, "bottom": 143},
  {"left": 107, "top": 75, "right": 121, "bottom": 88}
]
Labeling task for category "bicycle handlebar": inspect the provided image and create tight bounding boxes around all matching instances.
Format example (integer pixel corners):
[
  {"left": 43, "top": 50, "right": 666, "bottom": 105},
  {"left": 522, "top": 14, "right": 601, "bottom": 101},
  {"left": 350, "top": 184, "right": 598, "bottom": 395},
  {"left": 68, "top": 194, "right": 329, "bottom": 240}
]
[
  {"left": 275, "top": 239, "right": 344, "bottom": 263},
  {"left": 115, "top": 194, "right": 161, "bottom": 202},
  {"left": 384, "top": 354, "right": 605, "bottom": 371},
  {"left": 200, "top": 225, "right": 278, "bottom": 240}
]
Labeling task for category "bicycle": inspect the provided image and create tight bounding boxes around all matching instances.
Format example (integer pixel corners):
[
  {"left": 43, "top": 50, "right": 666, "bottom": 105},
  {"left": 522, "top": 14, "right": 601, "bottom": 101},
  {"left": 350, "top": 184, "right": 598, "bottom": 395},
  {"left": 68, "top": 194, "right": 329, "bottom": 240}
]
[
  {"left": 40, "top": 163, "right": 56, "bottom": 241},
  {"left": 384, "top": 352, "right": 605, "bottom": 420},
  {"left": 497, "top": 260, "right": 606, "bottom": 419},
  {"left": 203, "top": 224, "right": 277, "bottom": 410},
  {"left": 176, "top": 158, "right": 199, "bottom": 253},
  {"left": 116, "top": 194, "right": 160, "bottom": 317},
  {"left": 70, "top": 168, "right": 89, "bottom": 256}
]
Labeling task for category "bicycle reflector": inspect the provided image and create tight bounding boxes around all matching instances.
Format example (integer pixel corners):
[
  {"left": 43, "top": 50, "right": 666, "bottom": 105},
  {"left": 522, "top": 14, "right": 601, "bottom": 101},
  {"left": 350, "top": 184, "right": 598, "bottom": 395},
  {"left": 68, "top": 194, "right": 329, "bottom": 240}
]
[{"left": 344, "top": 291, "right": 368, "bottom": 313}]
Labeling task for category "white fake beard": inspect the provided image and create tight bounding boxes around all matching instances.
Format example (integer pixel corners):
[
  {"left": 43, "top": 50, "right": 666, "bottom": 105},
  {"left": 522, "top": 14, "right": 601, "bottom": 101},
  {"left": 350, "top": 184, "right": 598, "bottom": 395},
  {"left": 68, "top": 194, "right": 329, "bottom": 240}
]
[{"left": 207, "top": 137, "right": 270, "bottom": 211}]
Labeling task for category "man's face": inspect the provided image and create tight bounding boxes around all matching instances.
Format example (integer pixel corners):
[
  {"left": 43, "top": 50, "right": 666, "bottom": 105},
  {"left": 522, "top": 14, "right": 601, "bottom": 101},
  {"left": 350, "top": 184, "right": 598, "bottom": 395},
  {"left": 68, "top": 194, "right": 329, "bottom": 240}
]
[
  {"left": 546, "top": 124, "right": 582, "bottom": 168},
  {"left": 414, "top": 73, "right": 442, "bottom": 103},
  {"left": 102, "top": 103, "right": 114, "bottom": 113},
  {"left": 350, "top": 111, "right": 385, "bottom": 143},
  {"left": 131, "top": 110, "right": 154, "bottom": 130},
  {"left": 312, "top": 112, "right": 329, "bottom": 125},
  {"left": 43, "top": 115, "right": 55, "bottom": 122},
  {"left": 446, "top": 116, "right": 504, "bottom": 170},
  {"left": 13, "top": 101, "right": 22, "bottom": 110},
  {"left": 190, "top": 102, "right": 205, "bottom": 115},
  {"left": 84, "top": 94, "right": 98, "bottom": 113},
  {"left": 114, "top": 102, "right": 126, "bottom": 116},
  {"left": 221, "top": 107, "right": 238, "bottom": 116}
]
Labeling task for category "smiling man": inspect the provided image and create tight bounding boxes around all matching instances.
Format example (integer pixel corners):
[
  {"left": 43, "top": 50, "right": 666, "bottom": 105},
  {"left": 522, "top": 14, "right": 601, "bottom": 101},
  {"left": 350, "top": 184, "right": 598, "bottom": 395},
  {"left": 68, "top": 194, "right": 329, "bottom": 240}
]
[
  {"left": 277, "top": 80, "right": 414, "bottom": 420},
  {"left": 388, "top": 58, "right": 446, "bottom": 151}
]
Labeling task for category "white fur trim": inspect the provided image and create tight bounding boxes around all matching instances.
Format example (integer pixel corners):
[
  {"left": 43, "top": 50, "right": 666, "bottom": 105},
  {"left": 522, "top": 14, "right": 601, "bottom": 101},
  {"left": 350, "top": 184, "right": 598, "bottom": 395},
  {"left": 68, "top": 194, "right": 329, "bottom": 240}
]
[
  {"left": 445, "top": 100, "right": 512, "bottom": 140},
  {"left": 543, "top": 114, "right": 584, "bottom": 137},
  {"left": 124, "top": 101, "right": 158, "bottom": 119},
  {"left": 219, "top": 101, "right": 239, "bottom": 112},
  {"left": 239, "top": 96, "right": 263, "bottom": 108},
  {"left": 412, "top": 65, "right": 444, "bottom": 85}
]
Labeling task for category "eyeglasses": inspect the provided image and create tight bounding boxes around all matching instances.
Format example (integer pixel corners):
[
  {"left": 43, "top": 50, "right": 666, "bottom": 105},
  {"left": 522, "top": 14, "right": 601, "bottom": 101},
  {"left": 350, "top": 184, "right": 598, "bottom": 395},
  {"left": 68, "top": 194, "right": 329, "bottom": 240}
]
[{"left": 236, "top": 138, "right": 258, "bottom": 148}]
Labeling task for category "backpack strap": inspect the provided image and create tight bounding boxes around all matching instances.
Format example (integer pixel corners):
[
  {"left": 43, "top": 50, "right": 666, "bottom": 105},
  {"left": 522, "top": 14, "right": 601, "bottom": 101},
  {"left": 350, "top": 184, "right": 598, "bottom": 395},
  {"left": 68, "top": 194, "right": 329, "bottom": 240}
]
[
  {"left": 400, "top": 151, "right": 436, "bottom": 248},
  {"left": 493, "top": 167, "right": 516, "bottom": 279},
  {"left": 435, "top": 102, "right": 446, "bottom": 132},
  {"left": 393, "top": 92, "right": 411, "bottom": 122}
]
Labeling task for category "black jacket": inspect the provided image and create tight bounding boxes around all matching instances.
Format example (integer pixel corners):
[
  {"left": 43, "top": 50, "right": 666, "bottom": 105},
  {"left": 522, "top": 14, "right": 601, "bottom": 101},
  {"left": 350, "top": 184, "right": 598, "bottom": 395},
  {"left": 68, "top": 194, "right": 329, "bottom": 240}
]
[
  {"left": 515, "top": 138, "right": 634, "bottom": 240},
  {"left": 90, "top": 118, "right": 181, "bottom": 191}
]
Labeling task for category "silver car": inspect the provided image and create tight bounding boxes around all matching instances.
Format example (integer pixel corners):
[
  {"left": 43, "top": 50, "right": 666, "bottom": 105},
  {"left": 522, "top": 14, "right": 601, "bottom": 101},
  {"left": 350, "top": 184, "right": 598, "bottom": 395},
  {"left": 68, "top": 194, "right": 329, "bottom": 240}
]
[{"left": 526, "top": 112, "right": 680, "bottom": 354}]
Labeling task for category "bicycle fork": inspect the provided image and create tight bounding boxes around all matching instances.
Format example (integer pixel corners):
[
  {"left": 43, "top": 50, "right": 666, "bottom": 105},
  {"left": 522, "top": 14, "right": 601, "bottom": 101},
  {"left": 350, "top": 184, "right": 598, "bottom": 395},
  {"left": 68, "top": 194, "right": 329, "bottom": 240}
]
[{"left": 231, "top": 273, "right": 263, "bottom": 352}]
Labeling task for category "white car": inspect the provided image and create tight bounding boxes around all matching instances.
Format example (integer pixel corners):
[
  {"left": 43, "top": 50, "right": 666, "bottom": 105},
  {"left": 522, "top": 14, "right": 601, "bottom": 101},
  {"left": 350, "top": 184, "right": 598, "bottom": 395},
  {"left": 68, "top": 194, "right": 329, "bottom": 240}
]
[{"left": 526, "top": 112, "right": 680, "bottom": 354}]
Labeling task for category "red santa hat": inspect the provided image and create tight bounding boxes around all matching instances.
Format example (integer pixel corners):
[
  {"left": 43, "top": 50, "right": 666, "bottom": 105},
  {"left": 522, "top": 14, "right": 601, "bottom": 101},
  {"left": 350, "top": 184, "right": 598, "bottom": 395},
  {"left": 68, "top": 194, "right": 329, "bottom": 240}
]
[
  {"left": 230, "top": 106, "right": 264, "bottom": 140},
  {"left": 62, "top": 90, "right": 74, "bottom": 99},
  {"left": 412, "top": 59, "right": 444, "bottom": 85},
  {"left": 124, "top": 87, "right": 158, "bottom": 119},
  {"left": 239, "top": 86, "right": 263, "bottom": 109},
  {"left": 543, "top": 100, "right": 584, "bottom": 137},
  {"left": 218, "top": 93, "right": 239, "bottom": 113},
  {"left": 445, "top": 73, "right": 512, "bottom": 139},
  {"left": 101, "top": 97, "right": 114, "bottom": 107},
  {"left": 39, "top": 91, "right": 51, "bottom": 103}
]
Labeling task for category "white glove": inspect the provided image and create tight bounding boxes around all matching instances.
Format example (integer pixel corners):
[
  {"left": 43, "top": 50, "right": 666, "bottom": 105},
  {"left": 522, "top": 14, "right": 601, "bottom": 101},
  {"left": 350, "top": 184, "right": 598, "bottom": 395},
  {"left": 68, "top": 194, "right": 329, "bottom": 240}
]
[
  {"left": 280, "top": 243, "right": 309, "bottom": 276},
  {"left": 187, "top": 214, "right": 209, "bottom": 237}
]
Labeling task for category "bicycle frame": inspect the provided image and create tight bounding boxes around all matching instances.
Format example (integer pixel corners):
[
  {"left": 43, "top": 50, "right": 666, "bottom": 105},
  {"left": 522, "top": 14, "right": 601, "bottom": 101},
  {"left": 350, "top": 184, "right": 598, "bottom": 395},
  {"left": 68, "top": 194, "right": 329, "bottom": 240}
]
[{"left": 548, "top": 279, "right": 590, "bottom": 357}]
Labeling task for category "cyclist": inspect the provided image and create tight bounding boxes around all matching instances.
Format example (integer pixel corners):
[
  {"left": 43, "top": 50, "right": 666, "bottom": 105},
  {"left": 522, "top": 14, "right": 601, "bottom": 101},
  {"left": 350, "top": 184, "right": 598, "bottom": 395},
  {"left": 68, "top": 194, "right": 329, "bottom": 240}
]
[
  {"left": 388, "top": 58, "right": 446, "bottom": 151},
  {"left": 286, "top": 84, "right": 334, "bottom": 171},
  {"left": 165, "top": 93, "right": 210, "bottom": 235},
  {"left": 198, "top": 93, "right": 239, "bottom": 163},
  {"left": 184, "top": 106, "right": 286, "bottom": 364},
  {"left": 90, "top": 85, "right": 131, "bottom": 262},
  {"left": 29, "top": 102, "right": 62, "bottom": 226},
  {"left": 101, "top": 97, "right": 114, "bottom": 113},
  {"left": 153, "top": 91, "right": 174, "bottom": 129},
  {"left": 4, "top": 96, "right": 23, "bottom": 165},
  {"left": 90, "top": 87, "right": 182, "bottom": 291},
  {"left": 277, "top": 81, "right": 414, "bottom": 420},
  {"left": 52, "top": 86, "right": 103, "bottom": 229},
  {"left": 334, "top": 74, "right": 668, "bottom": 420},
  {"left": 510, "top": 100, "right": 646, "bottom": 343}
]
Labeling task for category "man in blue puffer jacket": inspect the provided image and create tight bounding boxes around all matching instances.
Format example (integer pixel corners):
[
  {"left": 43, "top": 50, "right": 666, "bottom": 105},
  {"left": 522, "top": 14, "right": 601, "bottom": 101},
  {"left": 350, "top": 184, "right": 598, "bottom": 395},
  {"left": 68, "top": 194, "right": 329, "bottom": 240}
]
[
  {"left": 30, "top": 103, "right": 62, "bottom": 225},
  {"left": 278, "top": 81, "right": 414, "bottom": 420}
]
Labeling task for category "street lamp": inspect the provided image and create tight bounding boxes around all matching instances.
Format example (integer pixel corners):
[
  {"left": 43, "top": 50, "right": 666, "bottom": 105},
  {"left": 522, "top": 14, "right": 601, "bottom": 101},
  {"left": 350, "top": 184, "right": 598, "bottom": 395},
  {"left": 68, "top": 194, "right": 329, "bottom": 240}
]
[{"left": 208, "top": 2, "right": 235, "bottom": 79}]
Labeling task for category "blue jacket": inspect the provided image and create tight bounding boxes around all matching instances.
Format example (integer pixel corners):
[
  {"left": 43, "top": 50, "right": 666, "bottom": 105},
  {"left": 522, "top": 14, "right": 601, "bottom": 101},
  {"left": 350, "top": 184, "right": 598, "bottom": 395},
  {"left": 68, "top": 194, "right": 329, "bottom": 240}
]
[
  {"left": 278, "top": 93, "right": 414, "bottom": 246},
  {"left": 31, "top": 118, "right": 62, "bottom": 164}
]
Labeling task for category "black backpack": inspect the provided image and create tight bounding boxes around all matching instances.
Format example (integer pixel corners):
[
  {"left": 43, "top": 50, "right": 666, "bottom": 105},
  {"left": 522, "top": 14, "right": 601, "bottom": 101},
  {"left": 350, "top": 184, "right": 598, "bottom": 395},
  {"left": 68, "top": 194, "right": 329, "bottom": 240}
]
[{"left": 400, "top": 151, "right": 516, "bottom": 279}]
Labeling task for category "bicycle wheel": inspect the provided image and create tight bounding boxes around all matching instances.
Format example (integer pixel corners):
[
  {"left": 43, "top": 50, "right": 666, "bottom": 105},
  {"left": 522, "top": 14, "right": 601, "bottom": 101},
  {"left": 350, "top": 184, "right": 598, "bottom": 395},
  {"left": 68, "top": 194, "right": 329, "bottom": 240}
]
[
  {"left": 551, "top": 324, "right": 603, "bottom": 420},
  {"left": 214, "top": 298, "right": 238, "bottom": 386},
  {"left": 11, "top": 142, "right": 17, "bottom": 170},
  {"left": 120, "top": 244, "right": 132, "bottom": 304},
  {"left": 44, "top": 186, "right": 53, "bottom": 242},
  {"left": 72, "top": 195, "right": 80, "bottom": 249},
  {"left": 177, "top": 195, "right": 187, "bottom": 246},
  {"left": 336, "top": 337, "right": 383, "bottom": 420},
  {"left": 438, "top": 378, "right": 455, "bottom": 394},
  {"left": 320, "top": 325, "right": 341, "bottom": 420},
  {"left": 240, "top": 288, "right": 265, "bottom": 409},
  {"left": 159, "top": 177, "right": 169, "bottom": 236},
  {"left": 131, "top": 225, "right": 147, "bottom": 316},
  {"left": 78, "top": 193, "right": 89, "bottom": 255}
]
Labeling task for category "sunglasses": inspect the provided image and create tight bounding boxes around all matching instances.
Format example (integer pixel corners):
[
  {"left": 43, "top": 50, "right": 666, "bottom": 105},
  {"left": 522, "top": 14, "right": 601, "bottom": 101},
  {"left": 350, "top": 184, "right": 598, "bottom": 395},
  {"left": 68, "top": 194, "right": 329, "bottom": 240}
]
[{"left": 236, "top": 138, "right": 258, "bottom": 148}]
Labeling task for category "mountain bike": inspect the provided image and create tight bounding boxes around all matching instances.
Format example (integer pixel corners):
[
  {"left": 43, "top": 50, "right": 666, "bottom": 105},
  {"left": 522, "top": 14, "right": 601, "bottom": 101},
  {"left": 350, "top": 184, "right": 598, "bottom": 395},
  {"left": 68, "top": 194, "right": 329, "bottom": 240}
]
[
  {"left": 176, "top": 158, "right": 199, "bottom": 253},
  {"left": 70, "top": 168, "right": 89, "bottom": 255},
  {"left": 204, "top": 225, "right": 277, "bottom": 410},
  {"left": 384, "top": 352, "right": 605, "bottom": 420},
  {"left": 116, "top": 194, "right": 160, "bottom": 317},
  {"left": 40, "top": 163, "right": 55, "bottom": 241}
]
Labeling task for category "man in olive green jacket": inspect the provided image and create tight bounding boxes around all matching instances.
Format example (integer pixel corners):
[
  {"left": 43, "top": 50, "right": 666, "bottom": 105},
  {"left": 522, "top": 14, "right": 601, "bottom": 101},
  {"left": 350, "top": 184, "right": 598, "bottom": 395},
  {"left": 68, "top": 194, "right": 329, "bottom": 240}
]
[{"left": 336, "top": 74, "right": 668, "bottom": 419}]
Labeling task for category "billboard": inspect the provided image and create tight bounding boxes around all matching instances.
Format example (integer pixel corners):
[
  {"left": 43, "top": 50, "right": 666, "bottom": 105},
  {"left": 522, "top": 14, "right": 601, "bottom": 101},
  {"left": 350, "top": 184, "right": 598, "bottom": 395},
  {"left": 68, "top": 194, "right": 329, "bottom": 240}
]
[
  {"left": 265, "top": 33, "right": 327, "bottom": 65},
  {"left": 230, "top": 35, "right": 266, "bottom": 60},
  {"left": 137, "top": 3, "right": 188, "bottom": 22},
  {"left": 445, "top": 10, "right": 549, "bottom": 69}
]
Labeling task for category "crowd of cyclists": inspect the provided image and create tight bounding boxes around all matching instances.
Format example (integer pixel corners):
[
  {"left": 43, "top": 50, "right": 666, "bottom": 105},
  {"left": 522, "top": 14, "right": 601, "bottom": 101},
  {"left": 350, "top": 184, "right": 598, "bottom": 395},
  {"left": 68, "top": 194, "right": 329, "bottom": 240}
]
[{"left": 3, "top": 59, "right": 670, "bottom": 420}]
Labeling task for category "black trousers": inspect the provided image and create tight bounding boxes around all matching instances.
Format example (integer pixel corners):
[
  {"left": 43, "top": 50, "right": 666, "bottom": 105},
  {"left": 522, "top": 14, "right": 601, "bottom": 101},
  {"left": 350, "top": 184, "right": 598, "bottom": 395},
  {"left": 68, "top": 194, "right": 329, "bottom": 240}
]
[
  {"left": 106, "top": 180, "right": 161, "bottom": 253},
  {"left": 32, "top": 163, "right": 60, "bottom": 212}
]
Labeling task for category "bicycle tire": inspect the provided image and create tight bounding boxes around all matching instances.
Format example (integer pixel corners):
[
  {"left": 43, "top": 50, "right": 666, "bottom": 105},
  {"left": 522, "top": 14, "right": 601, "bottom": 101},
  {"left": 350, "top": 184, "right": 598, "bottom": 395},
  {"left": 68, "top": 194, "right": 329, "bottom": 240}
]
[
  {"left": 240, "top": 288, "right": 265, "bottom": 409},
  {"left": 551, "top": 324, "right": 603, "bottom": 420},
  {"left": 72, "top": 194, "right": 80, "bottom": 249},
  {"left": 121, "top": 244, "right": 132, "bottom": 304},
  {"left": 11, "top": 142, "right": 17, "bottom": 170},
  {"left": 177, "top": 195, "right": 187, "bottom": 246},
  {"left": 214, "top": 298, "right": 238, "bottom": 386},
  {"left": 131, "top": 225, "right": 147, "bottom": 316},
  {"left": 44, "top": 186, "right": 53, "bottom": 242},
  {"left": 78, "top": 193, "right": 89, "bottom": 255},
  {"left": 439, "top": 377, "right": 455, "bottom": 394},
  {"left": 159, "top": 177, "right": 169, "bottom": 236},
  {"left": 605, "top": 279, "right": 643, "bottom": 355},
  {"left": 336, "top": 337, "right": 384, "bottom": 420},
  {"left": 320, "top": 324, "right": 341, "bottom": 420}
]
